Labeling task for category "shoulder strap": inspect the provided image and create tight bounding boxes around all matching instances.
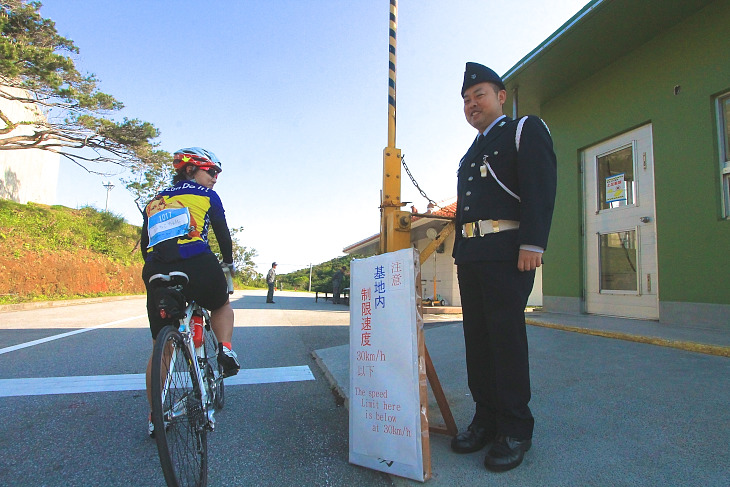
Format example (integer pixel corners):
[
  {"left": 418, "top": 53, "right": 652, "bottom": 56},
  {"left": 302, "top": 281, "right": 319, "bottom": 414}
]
[{"left": 515, "top": 116, "right": 528, "bottom": 152}]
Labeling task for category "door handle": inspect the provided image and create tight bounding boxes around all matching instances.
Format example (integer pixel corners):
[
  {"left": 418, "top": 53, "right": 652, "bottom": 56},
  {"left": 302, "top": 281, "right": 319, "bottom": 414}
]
[{"left": 640, "top": 216, "right": 652, "bottom": 223}]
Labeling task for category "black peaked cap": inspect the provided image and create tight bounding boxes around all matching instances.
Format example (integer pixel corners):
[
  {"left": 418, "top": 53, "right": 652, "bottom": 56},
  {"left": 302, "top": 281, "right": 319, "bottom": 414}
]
[{"left": 461, "top": 62, "right": 505, "bottom": 96}]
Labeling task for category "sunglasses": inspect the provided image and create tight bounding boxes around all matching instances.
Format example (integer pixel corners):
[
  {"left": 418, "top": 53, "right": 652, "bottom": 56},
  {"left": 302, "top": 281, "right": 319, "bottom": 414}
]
[{"left": 200, "top": 167, "right": 221, "bottom": 177}]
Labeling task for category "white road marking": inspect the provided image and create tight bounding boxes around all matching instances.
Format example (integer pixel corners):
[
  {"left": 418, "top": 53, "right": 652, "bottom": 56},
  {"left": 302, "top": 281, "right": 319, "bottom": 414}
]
[
  {"left": 0, "top": 314, "right": 148, "bottom": 356},
  {"left": 0, "top": 365, "right": 315, "bottom": 397}
]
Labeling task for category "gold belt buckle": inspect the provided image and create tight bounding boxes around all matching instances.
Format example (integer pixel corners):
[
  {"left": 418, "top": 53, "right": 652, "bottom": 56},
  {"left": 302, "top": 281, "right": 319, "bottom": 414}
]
[
  {"left": 491, "top": 220, "right": 500, "bottom": 233},
  {"left": 463, "top": 222, "right": 476, "bottom": 238}
]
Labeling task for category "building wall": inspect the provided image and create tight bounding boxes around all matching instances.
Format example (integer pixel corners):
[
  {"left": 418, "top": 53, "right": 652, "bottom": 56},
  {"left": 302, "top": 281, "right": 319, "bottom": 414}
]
[
  {"left": 414, "top": 230, "right": 543, "bottom": 308},
  {"left": 540, "top": 0, "right": 730, "bottom": 318},
  {"left": 0, "top": 87, "right": 60, "bottom": 205}
]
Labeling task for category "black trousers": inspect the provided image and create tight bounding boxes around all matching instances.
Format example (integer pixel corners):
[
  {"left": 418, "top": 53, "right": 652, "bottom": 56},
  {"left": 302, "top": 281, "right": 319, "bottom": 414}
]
[
  {"left": 266, "top": 283, "right": 275, "bottom": 302},
  {"left": 333, "top": 284, "right": 341, "bottom": 303},
  {"left": 457, "top": 260, "right": 536, "bottom": 440}
]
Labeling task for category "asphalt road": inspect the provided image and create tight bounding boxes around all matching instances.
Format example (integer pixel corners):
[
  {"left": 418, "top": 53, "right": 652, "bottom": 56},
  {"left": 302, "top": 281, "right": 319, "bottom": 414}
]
[{"left": 0, "top": 291, "right": 394, "bottom": 487}]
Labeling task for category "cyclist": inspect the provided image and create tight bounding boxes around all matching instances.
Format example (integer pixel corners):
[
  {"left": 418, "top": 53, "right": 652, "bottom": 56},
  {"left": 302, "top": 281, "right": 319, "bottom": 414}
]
[{"left": 141, "top": 147, "right": 240, "bottom": 437}]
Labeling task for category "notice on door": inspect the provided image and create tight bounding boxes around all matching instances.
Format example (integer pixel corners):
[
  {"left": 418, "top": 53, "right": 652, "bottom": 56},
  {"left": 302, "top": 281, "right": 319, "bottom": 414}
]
[
  {"left": 606, "top": 173, "right": 627, "bottom": 204},
  {"left": 348, "top": 247, "right": 429, "bottom": 482}
]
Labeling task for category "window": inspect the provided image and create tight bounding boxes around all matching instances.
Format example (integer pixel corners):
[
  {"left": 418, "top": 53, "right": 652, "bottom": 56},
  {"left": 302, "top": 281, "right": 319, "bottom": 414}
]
[
  {"left": 717, "top": 92, "right": 730, "bottom": 218},
  {"left": 596, "top": 145, "right": 635, "bottom": 211},
  {"left": 599, "top": 230, "right": 638, "bottom": 292}
]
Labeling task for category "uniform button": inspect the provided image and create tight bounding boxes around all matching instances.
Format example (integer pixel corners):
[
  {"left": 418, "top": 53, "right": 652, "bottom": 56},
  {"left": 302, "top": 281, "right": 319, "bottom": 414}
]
[
  {"left": 470, "top": 163, "right": 475, "bottom": 167},
  {"left": 466, "top": 191, "right": 472, "bottom": 196},
  {"left": 464, "top": 206, "right": 470, "bottom": 211},
  {"left": 468, "top": 176, "right": 473, "bottom": 181},
  {"left": 494, "top": 151, "right": 499, "bottom": 155}
]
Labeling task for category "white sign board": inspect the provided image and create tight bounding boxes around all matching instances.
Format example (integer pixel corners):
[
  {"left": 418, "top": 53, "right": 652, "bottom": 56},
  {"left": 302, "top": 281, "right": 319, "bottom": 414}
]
[
  {"left": 606, "top": 173, "right": 627, "bottom": 203},
  {"left": 348, "top": 248, "right": 428, "bottom": 482}
]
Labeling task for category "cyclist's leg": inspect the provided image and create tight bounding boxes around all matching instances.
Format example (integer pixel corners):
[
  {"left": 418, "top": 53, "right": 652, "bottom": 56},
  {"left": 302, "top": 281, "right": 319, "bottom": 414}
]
[
  {"left": 211, "top": 300, "right": 239, "bottom": 376},
  {"left": 210, "top": 300, "right": 233, "bottom": 343},
  {"left": 183, "top": 253, "right": 240, "bottom": 376}
]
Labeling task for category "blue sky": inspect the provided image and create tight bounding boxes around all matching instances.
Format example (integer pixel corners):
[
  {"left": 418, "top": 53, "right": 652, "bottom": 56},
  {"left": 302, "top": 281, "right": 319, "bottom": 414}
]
[{"left": 42, "top": 0, "right": 588, "bottom": 276}]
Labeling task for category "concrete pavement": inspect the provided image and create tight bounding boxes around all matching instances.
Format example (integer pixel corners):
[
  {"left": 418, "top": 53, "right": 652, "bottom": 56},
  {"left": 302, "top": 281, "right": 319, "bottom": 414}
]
[{"left": 314, "top": 310, "right": 730, "bottom": 486}]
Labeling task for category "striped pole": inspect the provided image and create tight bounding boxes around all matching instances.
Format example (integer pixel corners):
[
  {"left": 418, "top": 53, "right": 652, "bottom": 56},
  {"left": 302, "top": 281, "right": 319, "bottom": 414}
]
[
  {"left": 380, "top": 0, "right": 410, "bottom": 253},
  {"left": 387, "top": 0, "right": 397, "bottom": 148}
]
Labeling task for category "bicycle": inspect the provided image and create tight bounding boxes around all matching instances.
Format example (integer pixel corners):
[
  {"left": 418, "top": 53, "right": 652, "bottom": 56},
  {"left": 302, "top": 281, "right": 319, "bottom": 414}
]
[{"left": 149, "top": 266, "right": 232, "bottom": 487}]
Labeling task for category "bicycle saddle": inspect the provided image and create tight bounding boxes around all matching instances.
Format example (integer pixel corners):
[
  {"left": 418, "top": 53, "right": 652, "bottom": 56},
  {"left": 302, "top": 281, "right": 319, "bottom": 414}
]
[{"left": 148, "top": 271, "right": 190, "bottom": 288}]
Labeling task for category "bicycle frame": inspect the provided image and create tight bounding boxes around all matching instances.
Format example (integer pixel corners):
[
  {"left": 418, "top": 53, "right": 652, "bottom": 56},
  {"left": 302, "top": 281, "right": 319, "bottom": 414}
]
[{"left": 161, "top": 300, "right": 215, "bottom": 429}]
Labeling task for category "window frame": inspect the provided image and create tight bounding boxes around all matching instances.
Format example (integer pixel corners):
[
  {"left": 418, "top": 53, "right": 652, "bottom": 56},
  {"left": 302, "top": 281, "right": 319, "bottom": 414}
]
[{"left": 716, "top": 91, "right": 730, "bottom": 219}]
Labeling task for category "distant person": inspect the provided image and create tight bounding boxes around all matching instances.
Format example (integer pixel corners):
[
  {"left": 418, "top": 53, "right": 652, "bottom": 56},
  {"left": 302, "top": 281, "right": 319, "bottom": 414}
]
[
  {"left": 450, "top": 63, "right": 557, "bottom": 472},
  {"left": 332, "top": 266, "right": 348, "bottom": 304},
  {"left": 266, "top": 262, "right": 277, "bottom": 303},
  {"left": 141, "top": 147, "right": 241, "bottom": 437}
]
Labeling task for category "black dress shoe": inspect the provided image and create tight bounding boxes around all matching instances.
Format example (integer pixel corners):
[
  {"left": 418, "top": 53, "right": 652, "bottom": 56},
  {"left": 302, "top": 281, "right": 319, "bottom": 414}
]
[
  {"left": 483, "top": 435, "right": 532, "bottom": 472},
  {"left": 450, "top": 424, "right": 495, "bottom": 453}
]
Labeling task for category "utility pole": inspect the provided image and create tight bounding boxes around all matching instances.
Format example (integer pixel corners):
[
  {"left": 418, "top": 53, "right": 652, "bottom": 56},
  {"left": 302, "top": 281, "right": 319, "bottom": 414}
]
[
  {"left": 380, "top": 0, "right": 411, "bottom": 253},
  {"left": 308, "top": 263, "right": 313, "bottom": 292},
  {"left": 103, "top": 181, "right": 115, "bottom": 212}
]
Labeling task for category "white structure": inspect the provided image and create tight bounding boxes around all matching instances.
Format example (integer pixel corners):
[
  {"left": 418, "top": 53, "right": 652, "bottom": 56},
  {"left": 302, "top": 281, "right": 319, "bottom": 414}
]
[
  {"left": 344, "top": 198, "right": 544, "bottom": 309},
  {"left": 0, "top": 86, "right": 60, "bottom": 204}
]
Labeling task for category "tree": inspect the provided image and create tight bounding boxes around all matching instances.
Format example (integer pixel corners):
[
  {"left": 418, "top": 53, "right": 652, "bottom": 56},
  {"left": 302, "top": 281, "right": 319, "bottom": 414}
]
[
  {"left": 0, "top": 1, "right": 160, "bottom": 171},
  {"left": 122, "top": 148, "right": 174, "bottom": 212},
  {"left": 208, "top": 226, "right": 262, "bottom": 286},
  {"left": 278, "top": 254, "right": 359, "bottom": 291}
]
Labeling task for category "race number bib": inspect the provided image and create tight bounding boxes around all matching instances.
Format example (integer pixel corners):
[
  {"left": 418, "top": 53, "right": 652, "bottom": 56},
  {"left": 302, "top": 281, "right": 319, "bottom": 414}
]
[{"left": 147, "top": 207, "right": 191, "bottom": 248}]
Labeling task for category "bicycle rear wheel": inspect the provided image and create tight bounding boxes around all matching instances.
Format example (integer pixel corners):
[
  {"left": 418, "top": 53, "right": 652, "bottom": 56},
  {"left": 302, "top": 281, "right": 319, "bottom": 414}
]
[
  {"left": 151, "top": 326, "right": 208, "bottom": 487},
  {"left": 203, "top": 323, "right": 224, "bottom": 410}
]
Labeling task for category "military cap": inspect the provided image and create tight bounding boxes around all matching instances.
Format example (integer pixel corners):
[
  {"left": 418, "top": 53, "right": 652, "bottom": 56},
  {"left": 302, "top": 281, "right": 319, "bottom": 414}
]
[{"left": 461, "top": 62, "right": 505, "bottom": 96}]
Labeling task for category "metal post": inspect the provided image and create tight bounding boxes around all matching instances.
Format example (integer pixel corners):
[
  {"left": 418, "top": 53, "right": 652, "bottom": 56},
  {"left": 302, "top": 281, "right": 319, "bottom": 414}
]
[
  {"left": 380, "top": 0, "right": 410, "bottom": 253},
  {"left": 308, "top": 263, "right": 312, "bottom": 292},
  {"left": 103, "top": 181, "right": 115, "bottom": 211}
]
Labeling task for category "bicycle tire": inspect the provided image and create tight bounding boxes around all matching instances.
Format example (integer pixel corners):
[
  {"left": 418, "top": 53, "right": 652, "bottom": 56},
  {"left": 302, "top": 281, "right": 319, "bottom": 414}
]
[
  {"left": 151, "top": 325, "right": 208, "bottom": 487},
  {"left": 203, "top": 323, "right": 225, "bottom": 410}
]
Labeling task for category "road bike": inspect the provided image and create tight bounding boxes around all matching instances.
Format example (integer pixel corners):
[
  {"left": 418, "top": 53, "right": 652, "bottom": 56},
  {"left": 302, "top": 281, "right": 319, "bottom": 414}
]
[{"left": 149, "top": 268, "right": 231, "bottom": 487}]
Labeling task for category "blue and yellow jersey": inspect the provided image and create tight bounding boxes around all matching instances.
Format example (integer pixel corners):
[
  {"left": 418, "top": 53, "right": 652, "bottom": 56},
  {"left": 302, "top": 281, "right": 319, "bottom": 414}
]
[{"left": 141, "top": 180, "right": 232, "bottom": 262}]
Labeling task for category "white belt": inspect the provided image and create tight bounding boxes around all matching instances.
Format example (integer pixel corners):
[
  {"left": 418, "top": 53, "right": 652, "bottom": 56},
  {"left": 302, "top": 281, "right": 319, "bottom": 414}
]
[{"left": 462, "top": 219, "right": 520, "bottom": 238}]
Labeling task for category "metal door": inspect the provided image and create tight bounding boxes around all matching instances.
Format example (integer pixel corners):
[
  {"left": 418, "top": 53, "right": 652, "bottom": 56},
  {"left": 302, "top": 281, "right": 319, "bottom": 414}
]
[{"left": 583, "top": 124, "right": 659, "bottom": 319}]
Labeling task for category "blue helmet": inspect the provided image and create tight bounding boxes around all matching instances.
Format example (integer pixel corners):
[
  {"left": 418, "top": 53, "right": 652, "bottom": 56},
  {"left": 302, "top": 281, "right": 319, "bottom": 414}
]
[{"left": 173, "top": 147, "right": 222, "bottom": 172}]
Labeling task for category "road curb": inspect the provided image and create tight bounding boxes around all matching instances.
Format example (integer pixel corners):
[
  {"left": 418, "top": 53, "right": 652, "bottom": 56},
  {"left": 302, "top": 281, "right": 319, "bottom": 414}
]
[
  {"left": 526, "top": 319, "right": 730, "bottom": 358},
  {"left": 311, "top": 350, "right": 349, "bottom": 409},
  {"left": 0, "top": 294, "right": 145, "bottom": 313}
]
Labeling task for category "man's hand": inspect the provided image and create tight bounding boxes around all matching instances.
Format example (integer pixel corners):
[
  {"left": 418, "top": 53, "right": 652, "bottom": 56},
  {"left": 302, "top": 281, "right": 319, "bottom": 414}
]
[{"left": 517, "top": 249, "right": 542, "bottom": 272}]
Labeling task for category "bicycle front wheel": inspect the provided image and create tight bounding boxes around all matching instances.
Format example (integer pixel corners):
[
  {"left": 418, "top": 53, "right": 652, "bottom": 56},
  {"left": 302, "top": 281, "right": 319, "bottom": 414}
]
[{"left": 151, "top": 326, "right": 208, "bottom": 487}]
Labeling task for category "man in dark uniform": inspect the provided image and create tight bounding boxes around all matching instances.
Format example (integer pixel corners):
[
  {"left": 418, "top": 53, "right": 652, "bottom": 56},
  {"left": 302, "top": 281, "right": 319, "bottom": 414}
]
[
  {"left": 450, "top": 62, "right": 557, "bottom": 472},
  {"left": 266, "top": 262, "right": 277, "bottom": 303}
]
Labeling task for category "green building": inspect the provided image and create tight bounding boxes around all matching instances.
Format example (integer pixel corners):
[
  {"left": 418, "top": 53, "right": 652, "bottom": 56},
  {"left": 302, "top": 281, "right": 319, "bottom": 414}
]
[{"left": 503, "top": 0, "right": 729, "bottom": 327}]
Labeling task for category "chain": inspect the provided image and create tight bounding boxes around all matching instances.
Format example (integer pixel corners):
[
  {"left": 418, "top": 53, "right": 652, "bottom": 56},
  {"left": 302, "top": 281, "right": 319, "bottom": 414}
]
[{"left": 400, "top": 155, "right": 442, "bottom": 210}]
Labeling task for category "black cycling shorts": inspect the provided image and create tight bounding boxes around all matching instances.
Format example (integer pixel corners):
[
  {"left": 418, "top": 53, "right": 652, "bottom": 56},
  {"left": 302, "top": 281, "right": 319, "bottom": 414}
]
[{"left": 142, "top": 252, "right": 229, "bottom": 340}]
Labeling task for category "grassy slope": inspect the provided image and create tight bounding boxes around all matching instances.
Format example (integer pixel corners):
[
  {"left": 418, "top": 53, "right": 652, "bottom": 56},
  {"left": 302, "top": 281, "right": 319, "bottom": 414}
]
[{"left": 0, "top": 200, "right": 145, "bottom": 303}]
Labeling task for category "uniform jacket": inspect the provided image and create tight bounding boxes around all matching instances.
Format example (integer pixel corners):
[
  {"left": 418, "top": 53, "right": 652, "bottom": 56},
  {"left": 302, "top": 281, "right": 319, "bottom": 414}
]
[
  {"left": 453, "top": 115, "right": 557, "bottom": 264},
  {"left": 267, "top": 268, "right": 276, "bottom": 284}
]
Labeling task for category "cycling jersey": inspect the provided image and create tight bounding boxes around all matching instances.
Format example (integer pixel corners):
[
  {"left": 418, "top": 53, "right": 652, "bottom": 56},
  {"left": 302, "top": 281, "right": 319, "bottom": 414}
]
[{"left": 141, "top": 180, "right": 233, "bottom": 263}]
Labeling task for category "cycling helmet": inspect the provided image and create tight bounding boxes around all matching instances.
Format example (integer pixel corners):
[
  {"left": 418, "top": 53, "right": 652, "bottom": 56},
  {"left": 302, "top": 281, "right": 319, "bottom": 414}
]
[{"left": 172, "top": 147, "right": 222, "bottom": 172}]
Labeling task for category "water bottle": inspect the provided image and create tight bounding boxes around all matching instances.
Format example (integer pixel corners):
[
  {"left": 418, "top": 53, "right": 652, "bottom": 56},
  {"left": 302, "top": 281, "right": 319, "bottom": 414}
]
[{"left": 192, "top": 313, "right": 204, "bottom": 348}]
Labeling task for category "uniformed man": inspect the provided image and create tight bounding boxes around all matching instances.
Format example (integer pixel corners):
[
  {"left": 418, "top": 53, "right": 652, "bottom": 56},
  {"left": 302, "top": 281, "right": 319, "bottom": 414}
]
[
  {"left": 450, "top": 62, "right": 557, "bottom": 472},
  {"left": 266, "top": 262, "right": 277, "bottom": 303}
]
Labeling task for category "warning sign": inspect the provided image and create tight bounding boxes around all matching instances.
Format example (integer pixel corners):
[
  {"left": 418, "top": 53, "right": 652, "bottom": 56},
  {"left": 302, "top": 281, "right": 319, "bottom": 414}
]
[{"left": 348, "top": 247, "right": 429, "bottom": 482}]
